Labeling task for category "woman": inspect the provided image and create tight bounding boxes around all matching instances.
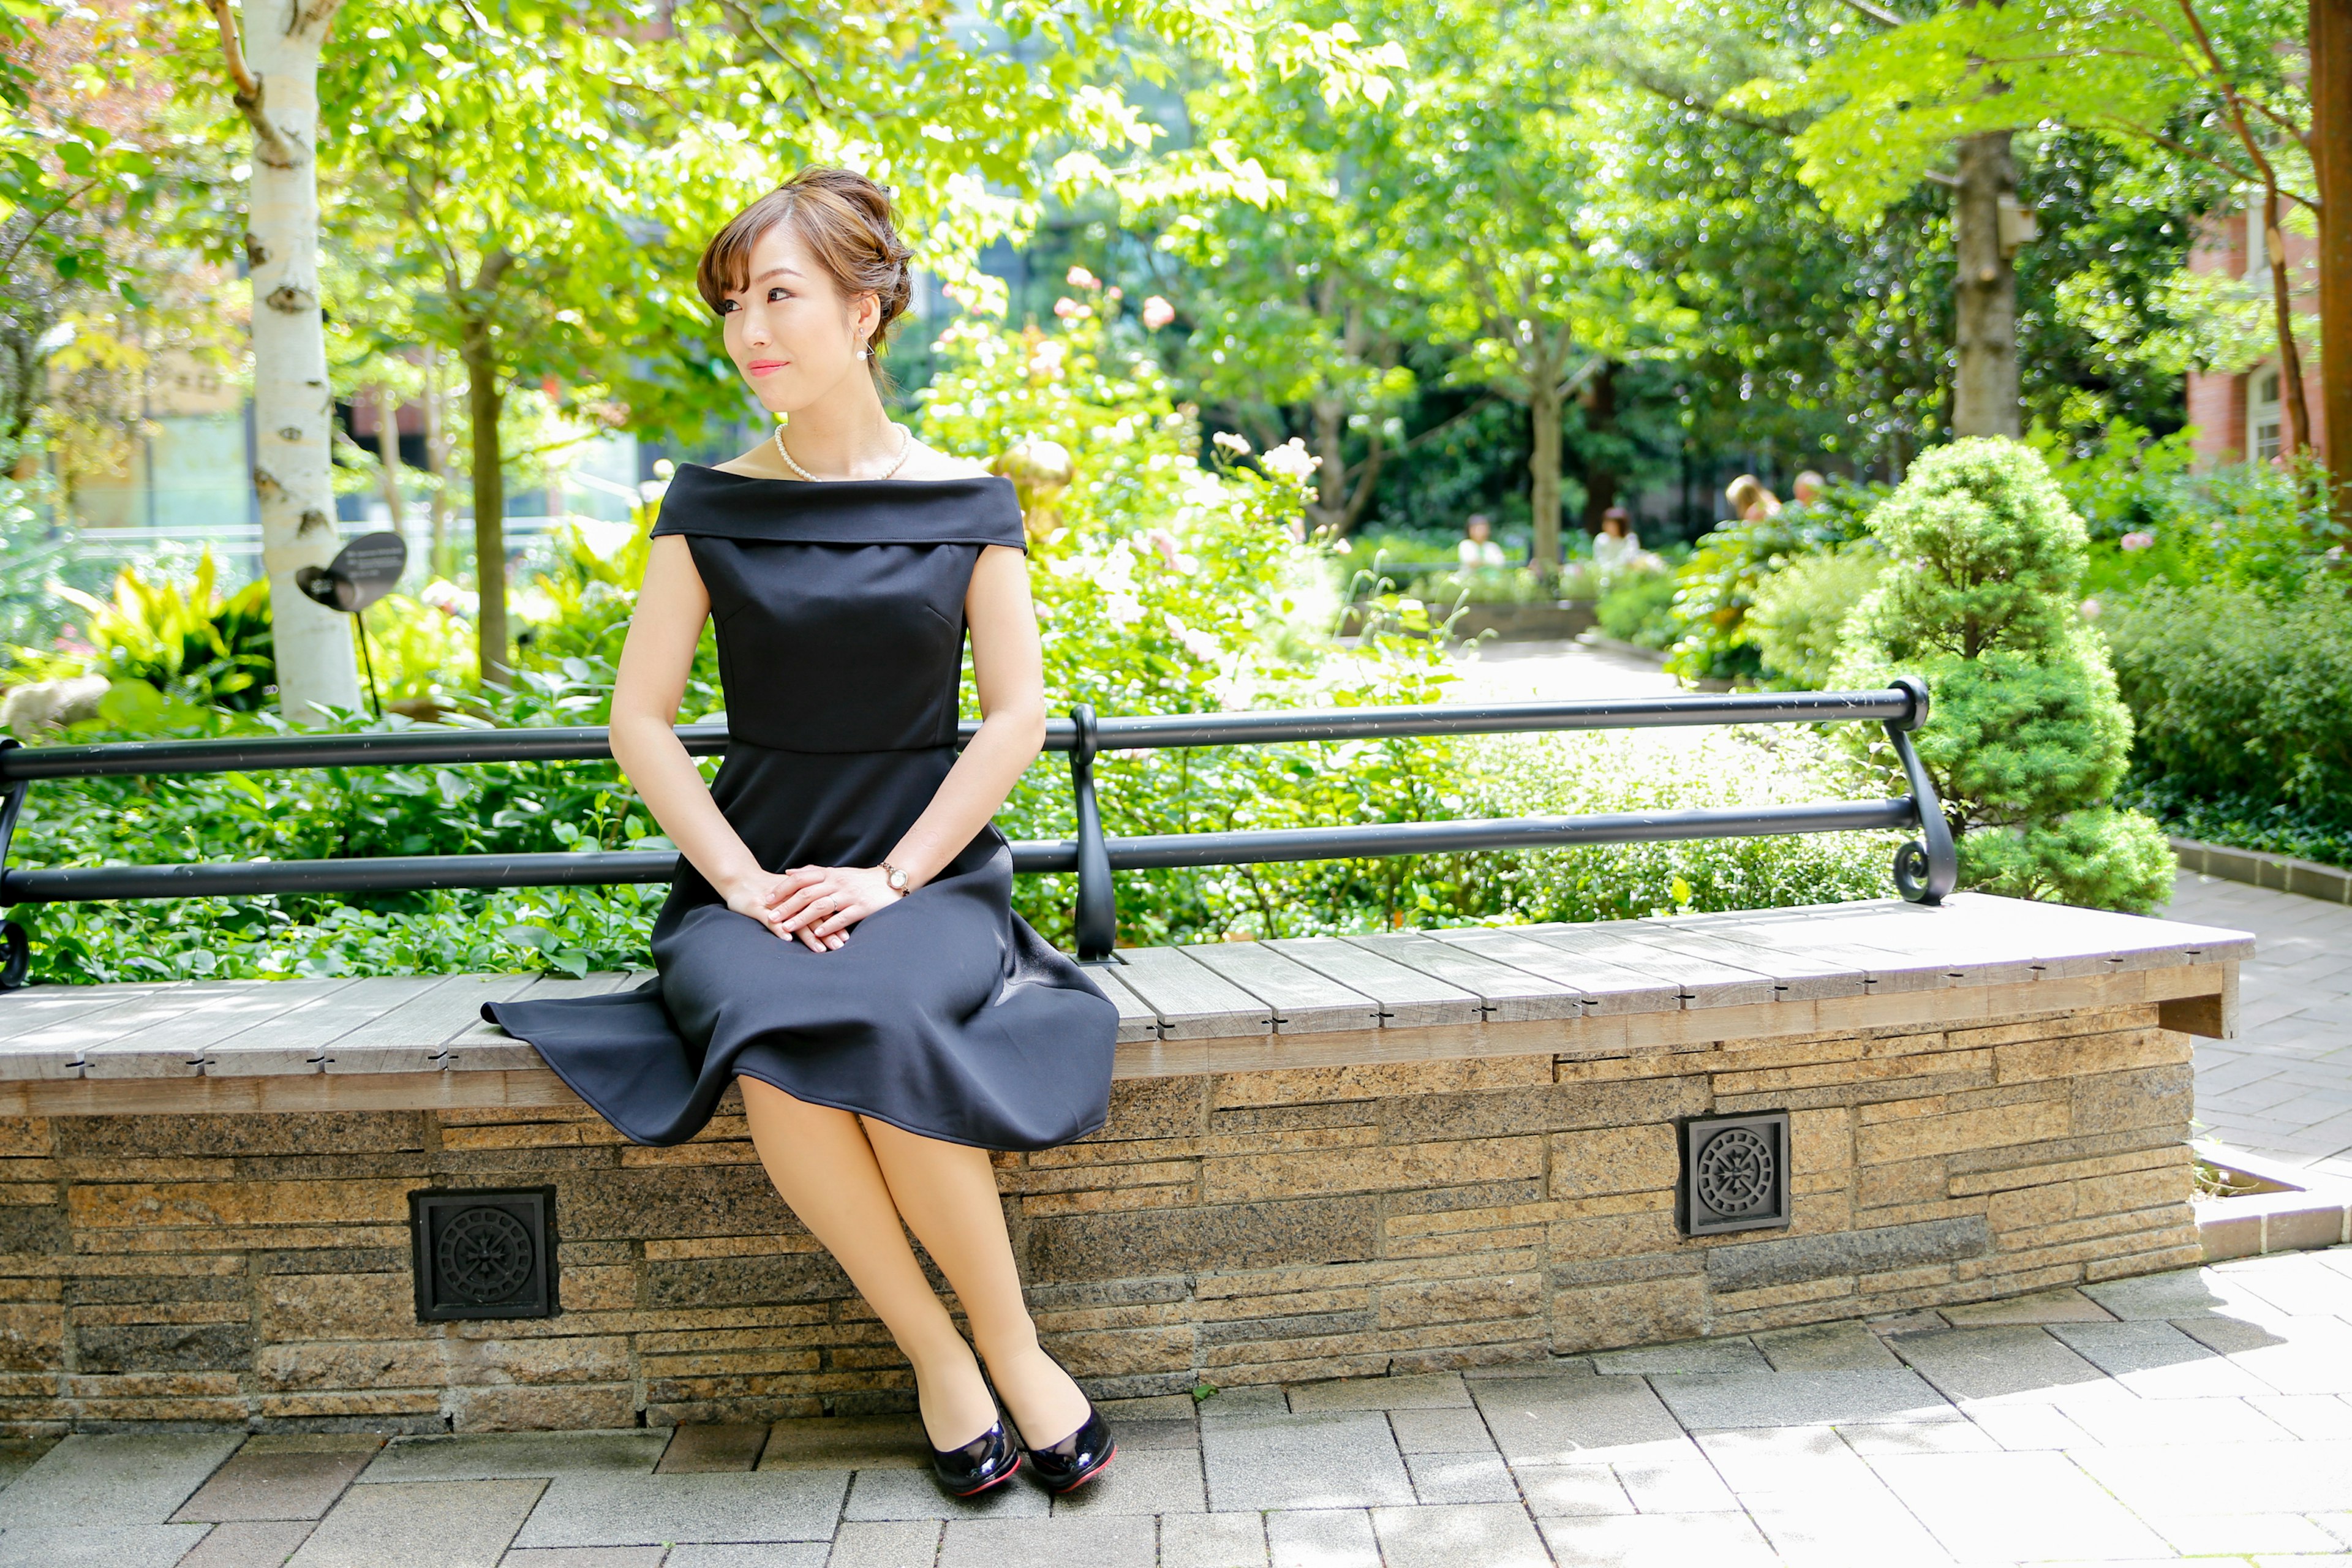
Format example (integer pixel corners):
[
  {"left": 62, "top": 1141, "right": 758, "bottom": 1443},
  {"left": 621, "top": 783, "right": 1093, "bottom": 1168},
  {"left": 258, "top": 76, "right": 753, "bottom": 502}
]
[
  {"left": 482, "top": 168, "right": 1120, "bottom": 1499},
  {"left": 1591, "top": 505, "right": 1642, "bottom": 571},
  {"left": 1725, "top": 473, "right": 1782, "bottom": 523}
]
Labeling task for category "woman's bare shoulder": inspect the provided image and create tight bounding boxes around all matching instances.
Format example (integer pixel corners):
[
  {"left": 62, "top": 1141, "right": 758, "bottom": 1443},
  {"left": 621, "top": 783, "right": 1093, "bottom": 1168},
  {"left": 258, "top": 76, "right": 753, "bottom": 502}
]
[{"left": 896, "top": 439, "right": 992, "bottom": 481}]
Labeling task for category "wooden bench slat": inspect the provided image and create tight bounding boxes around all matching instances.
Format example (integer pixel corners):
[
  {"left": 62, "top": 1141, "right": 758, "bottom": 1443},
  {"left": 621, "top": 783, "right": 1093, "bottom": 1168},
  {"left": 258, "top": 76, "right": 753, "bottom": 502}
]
[
  {"left": 1343, "top": 932, "right": 1585, "bottom": 1022},
  {"left": 1427, "top": 927, "right": 1683, "bottom": 1016},
  {"left": 1626, "top": 921, "right": 1871, "bottom": 1001},
  {"left": 1681, "top": 916, "right": 1957, "bottom": 995},
  {"left": 201, "top": 974, "right": 447, "bottom": 1076},
  {"left": 322, "top": 973, "right": 540, "bottom": 1073},
  {"left": 1259, "top": 937, "right": 1485, "bottom": 1028},
  {"left": 1, "top": 986, "right": 285, "bottom": 1080},
  {"left": 86, "top": 979, "right": 361, "bottom": 1080},
  {"left": 1107, "top": 947, "right": 1272, "bottom": 1040},
  {"left": 1077, "top": 964, "right": 1163, "bottom": 1046},
  {"left": 1178, "top": 942, "right": 1385, "bottom": 1035},
  {"left": 1514, "top": 924, "right": 1783, "bottom": 1009},
  {"left": 0, "top": 983, "right": 184, "bottom": 1046},
  {"left": 442, "top": 971, "right": 643, "bottom": 1070}
]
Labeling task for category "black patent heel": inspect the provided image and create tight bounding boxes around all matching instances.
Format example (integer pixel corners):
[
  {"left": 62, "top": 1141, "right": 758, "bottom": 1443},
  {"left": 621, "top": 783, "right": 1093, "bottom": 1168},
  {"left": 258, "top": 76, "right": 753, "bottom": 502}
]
[
  {"left": 1022, "top": 1402, "right": 1115, "bottom": 1494},
  {"left": 930, "top": 1413, "right": 1022, "bottom": 1497},
  {"left": 990, "top": 1349, "right": 1116, "bottom": 1494}
]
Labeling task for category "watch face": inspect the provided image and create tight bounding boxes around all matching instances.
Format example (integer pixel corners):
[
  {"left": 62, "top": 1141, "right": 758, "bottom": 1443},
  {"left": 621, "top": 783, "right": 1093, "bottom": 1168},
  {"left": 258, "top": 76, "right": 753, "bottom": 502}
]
[{"left": 888, "top": 869, "right": 908, "bottom": 889}]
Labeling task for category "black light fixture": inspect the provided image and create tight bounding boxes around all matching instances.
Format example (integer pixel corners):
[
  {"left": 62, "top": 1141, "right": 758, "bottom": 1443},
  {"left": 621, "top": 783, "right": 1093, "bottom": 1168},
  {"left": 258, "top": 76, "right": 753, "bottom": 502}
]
[{"left": 296, "top": 532, "right": 408, "bottom": 720}]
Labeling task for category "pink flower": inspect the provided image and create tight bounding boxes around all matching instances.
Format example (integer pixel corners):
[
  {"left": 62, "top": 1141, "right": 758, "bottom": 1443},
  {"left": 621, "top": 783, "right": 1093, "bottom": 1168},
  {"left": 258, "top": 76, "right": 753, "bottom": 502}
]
[
  {"left": 1141, "top": 295, "right": 1175, "bottom": 330},
  {"left": 2080, "top": 598, "right": 2102, "bottom": 620},
  {"left": 1052, "top": 296, "right": 1083, "bottom": 320},
  {"left": 2119, "top": 531, "right": 2155, "bottom": 552},
  {"left": 1065, "top": 266, "right": 1101, "bottom": 291}
]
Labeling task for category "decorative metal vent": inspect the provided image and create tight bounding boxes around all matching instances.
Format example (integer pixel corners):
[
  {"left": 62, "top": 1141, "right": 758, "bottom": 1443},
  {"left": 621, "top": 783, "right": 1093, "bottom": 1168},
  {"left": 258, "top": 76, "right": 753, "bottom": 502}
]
[
  {"left": 1679, "top": 1112, "right": 1792, "bottom": 1236},
  {"left": 410, "top": 1188, "right": 557, "bottom": 1321}
]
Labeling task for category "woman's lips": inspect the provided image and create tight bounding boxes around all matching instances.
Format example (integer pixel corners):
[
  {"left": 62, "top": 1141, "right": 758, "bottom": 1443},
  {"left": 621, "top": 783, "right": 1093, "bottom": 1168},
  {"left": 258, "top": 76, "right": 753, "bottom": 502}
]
[{"left": 745, "top": 360, "right": 787, "bottom": 374}]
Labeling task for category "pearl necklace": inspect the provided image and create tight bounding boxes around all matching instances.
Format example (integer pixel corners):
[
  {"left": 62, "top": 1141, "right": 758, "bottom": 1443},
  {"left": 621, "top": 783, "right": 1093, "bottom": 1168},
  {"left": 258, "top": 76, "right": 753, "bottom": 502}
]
[{"left": 772, "top": 421, "right": 913, "bottom": 482}]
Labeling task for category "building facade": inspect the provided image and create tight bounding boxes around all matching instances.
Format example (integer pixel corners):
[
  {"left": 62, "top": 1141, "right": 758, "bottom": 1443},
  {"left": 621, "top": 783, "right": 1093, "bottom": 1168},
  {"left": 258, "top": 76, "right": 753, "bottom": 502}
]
[{"left": 2184, "top": 205, "right": 2327, "bottom": 468}]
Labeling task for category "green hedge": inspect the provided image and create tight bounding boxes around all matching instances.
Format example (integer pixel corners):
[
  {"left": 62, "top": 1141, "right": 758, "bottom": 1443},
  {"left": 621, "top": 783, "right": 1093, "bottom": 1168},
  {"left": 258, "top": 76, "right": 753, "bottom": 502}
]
[{"left": 2103, "top": 581, "right": 2352, "bottom": 830}]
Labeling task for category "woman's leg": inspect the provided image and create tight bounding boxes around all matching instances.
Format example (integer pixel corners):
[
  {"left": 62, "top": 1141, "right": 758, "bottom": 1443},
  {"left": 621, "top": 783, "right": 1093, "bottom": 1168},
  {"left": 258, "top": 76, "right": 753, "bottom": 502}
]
[
  {"left": 737, "top": 1077, "right": 998, "bottom": 1450},
  {"left": 860, "top": 1116, "right": 1091, "bottom": 1448}
]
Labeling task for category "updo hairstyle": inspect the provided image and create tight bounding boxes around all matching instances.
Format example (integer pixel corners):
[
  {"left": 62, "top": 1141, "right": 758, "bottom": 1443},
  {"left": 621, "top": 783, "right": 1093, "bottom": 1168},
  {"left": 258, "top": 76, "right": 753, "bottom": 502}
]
[{"left": 695, "top": 167, "right": 914, "bottom": 365}]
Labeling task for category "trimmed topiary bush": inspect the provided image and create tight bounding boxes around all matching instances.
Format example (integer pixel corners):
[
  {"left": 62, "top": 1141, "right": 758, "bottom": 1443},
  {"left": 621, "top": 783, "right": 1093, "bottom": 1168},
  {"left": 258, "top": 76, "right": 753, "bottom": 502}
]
[{"left": 1831, "top": 438, "right": 2174, "bottom": 913}]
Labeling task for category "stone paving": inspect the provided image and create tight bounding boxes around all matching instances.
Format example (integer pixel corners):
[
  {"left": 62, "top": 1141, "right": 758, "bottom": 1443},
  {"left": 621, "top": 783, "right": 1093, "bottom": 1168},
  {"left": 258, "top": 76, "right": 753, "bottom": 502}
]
[
  {"left": 0, "top": 1247, "right": 2342, "bottom": 1566},
  {"left": 2168, "top": 873, "right": 2352, "bottom": 1181}
]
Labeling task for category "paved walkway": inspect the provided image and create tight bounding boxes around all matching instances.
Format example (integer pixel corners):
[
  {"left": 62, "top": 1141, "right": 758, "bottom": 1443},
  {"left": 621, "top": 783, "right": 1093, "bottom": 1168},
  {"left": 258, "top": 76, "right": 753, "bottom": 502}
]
[
  {"left": 2169, "top": 873, "right": 2352, "bottom": 1182},
  {"left": 0, "top": 1248, "right": 2342, "bottom": 1566}
]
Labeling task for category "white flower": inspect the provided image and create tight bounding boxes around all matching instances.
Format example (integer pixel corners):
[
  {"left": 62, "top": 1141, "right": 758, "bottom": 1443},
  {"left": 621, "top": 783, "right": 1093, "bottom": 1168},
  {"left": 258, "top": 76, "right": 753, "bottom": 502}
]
[
  {"left": 1261, "top": 437, "right": 1321, "bottom": 482},
  {"left": 1211, "top": 431, "right": 1252, "bottom": 455},
  {"left": 1104, "top": 592, "right": 1145, "bottom": 628},
  {"left": 1177, "top": 626, "right": 1223, "bottom": 663},
  {"left": 1066, "top": 266, "right": 1101, "bottom": 290},
  {"left": 1141, "top": 295, "right": 1175, "bottom": 330}
]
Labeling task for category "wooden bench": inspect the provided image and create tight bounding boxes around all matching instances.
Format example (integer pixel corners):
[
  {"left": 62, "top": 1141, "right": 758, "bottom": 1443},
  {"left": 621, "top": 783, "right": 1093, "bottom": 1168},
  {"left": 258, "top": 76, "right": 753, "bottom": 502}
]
[{"left": 0, "top": 891, "right": 2243, "bottom": 1433}]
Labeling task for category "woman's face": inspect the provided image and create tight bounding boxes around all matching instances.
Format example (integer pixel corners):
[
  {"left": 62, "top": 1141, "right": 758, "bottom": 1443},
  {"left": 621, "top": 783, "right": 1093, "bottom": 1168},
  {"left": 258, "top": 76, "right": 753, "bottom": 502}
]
[{"left": 715, "top": 223, "right": 876, "bottom": 414}]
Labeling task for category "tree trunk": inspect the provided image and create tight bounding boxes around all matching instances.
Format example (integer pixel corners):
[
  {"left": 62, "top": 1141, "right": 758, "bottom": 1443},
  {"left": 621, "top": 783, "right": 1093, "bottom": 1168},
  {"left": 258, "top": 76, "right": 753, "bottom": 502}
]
[
  {"left": 462, "top": 330, "right": 510, "bottom": 688},
  {"left": 372, "top": 383, "right": 406, "bottom": 530},
  {"left": 2258, "top": 181, "right": 2313, "bottom": 460},
  {"left": 1950, "top": 131, "right": 2020, "bottom": 439},
  {"left": 1577, "top": 361, "right": 1620, "bottom": 535},
  {"left": 234, "top": 0, "right": 361, "bottom": 720},
  {"left": 423, "top": 347, "right": 451, "bottom": 579},
  {"left": 1310, "top": 393, "right": 1345, "bottom": 537},
  {"left": 2313, "top": 0, "right": 2350, "bottom": 519},
  {"left": 1529, "top": 383, "right": 1562, "bottom": 572}
]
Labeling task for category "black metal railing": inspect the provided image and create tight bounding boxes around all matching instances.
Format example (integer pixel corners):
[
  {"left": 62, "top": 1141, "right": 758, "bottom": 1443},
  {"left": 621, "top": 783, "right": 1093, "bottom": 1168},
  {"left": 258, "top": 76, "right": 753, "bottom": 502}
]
[{"left": 0, "top": 677, "right": 1959, "bottom": 981}]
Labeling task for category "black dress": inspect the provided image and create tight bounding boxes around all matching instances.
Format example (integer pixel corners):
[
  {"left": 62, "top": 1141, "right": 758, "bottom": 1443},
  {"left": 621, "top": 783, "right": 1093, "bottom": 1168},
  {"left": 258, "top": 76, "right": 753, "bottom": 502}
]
[{"left": 480, "top": 466, "right": 1118, "bottom": 1152}]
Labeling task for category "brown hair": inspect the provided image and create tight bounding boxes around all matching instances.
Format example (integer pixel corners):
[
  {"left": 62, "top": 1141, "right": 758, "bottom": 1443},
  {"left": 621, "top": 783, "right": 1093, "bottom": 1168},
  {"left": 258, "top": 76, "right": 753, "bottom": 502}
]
[{"left": 695, "top": 167, "right": 914, "bottom": 363}]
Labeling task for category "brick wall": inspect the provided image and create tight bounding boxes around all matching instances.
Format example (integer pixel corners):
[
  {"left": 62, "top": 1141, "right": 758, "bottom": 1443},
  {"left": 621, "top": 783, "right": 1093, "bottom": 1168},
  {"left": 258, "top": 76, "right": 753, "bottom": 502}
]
[{"left": 0, "top": 1003, "right": 2198, "bottom": 1434}]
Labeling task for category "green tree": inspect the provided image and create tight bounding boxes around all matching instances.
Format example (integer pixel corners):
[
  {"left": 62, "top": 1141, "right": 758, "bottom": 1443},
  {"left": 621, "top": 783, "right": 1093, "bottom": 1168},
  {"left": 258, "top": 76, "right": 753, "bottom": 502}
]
[
  {"left": 300, "top": 0, "right": 1403, "bottom": 687},
  {"left": 1374, "top": 13, "right": 1691, "bottom": 568},
  {"left": 1738, "top": 0, "right": 2340, "bottom": 497},
  {"left": 1832, "top": 437, "right": 2173, "bottom": 911}
]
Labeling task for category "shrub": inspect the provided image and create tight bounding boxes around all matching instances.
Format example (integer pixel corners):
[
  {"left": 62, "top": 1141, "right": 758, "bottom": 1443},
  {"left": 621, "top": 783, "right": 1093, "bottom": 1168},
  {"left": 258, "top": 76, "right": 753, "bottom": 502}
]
[
  {"left": 1662, "top": 502, "right": 1866, "bottom": 682},
  {"left": 2034, "top": 421, "right": 2343, "bottom": 601},
  {"left": 1749, "top": 546, "right": 1886, "bottom": 690},
  {"left": 2102, "top": 581, "right": 2352, "bottom": 826},
  {"left": 1831, "top": 437, "right": 2173, "bottom": 912},
  {"left": 30, "top": 549, "right": 276, "bottom": 711},
  {"left": 1595, "top": 568, "right": 1679, "bottom": 648}
]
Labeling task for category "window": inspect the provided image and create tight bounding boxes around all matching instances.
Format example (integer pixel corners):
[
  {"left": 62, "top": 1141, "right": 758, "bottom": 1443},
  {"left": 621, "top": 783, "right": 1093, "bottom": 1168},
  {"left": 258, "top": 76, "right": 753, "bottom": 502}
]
[{"left": 2250, "top": 365, "right": 2283, "bottom": 462}]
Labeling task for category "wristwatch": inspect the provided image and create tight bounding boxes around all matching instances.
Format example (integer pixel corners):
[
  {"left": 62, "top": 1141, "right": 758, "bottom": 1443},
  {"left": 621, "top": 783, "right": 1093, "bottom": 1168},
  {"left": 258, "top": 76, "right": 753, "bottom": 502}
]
[{"left": 881, "top": 861, "right": 910, "bottom": 895}]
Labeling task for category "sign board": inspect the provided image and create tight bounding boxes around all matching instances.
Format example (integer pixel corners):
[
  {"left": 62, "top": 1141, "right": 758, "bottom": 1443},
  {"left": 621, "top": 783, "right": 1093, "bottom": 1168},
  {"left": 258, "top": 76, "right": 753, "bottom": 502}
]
[{"left": 296, "top": 532, "right": 409, "bottom": 614}]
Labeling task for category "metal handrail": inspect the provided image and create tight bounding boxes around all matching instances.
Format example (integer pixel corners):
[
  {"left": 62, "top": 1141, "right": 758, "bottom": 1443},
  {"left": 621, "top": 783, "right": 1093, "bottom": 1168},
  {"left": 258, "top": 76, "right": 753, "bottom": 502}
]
[{"left": 0, "top": 679, "right": 1959, "bottom": 978}]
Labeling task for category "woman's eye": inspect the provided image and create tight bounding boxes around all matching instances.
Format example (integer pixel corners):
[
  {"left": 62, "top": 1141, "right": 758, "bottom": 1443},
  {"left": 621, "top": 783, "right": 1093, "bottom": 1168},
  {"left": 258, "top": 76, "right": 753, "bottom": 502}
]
[
  {"left": 717, "top": 300, "right": 740, "bottom": 315},
  {"left": 767, "top": 287, "right": 791, "bottom": 302}
]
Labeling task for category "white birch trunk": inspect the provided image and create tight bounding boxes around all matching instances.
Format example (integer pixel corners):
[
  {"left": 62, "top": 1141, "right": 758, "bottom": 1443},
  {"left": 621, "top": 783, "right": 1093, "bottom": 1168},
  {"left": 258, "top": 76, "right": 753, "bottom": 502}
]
[{"left": 240, "top": 0, "right": 360, "bottom": 720}]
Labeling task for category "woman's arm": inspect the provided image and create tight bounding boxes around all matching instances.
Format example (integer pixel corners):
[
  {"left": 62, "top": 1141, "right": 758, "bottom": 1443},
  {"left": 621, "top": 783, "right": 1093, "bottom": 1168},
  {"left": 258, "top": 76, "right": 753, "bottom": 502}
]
[
  {"left": 611, "top": 536, "right": 820, "bottom": 946},
  {"left": 771, "top": 541, "right": 1046, "bottom": 944}
]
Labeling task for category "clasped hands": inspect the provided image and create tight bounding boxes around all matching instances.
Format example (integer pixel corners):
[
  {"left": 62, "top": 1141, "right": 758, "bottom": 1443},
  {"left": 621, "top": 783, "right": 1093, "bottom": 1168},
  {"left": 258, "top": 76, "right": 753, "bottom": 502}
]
[{"left": 722, "top": 863, "right": 907, "bottom": 952}]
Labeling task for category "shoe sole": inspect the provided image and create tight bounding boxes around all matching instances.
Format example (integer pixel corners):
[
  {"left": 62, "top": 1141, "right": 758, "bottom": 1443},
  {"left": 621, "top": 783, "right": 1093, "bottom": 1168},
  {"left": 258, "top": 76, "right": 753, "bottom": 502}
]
[
  {"left": 1046, "top": 1443, "right": 1115, "bottom": 1496},
  {"left": 945, "top": 1450, "right": 1022, "bottom": 1498}
]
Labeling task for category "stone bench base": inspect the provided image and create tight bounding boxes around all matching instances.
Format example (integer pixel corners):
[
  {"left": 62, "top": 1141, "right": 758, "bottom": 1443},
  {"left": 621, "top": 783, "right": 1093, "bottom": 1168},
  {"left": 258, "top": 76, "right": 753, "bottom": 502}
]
[{"left": 0, "top": 895, "right": 2239, "bottom": 1433}]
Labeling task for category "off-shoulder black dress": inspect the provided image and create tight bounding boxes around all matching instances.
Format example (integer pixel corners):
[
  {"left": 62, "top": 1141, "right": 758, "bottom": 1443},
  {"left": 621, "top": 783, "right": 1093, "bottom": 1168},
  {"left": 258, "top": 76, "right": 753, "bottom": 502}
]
[{"left": 479, "top": 466, "right": 1118, "bottom": 1152}]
